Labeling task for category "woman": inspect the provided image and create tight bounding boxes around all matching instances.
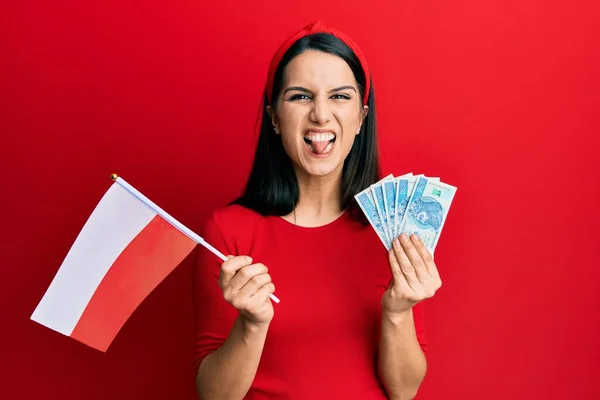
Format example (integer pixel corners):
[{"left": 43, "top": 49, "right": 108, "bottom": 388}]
[{"left": 192, "top": 21, "right": 441, "bottom": 400}]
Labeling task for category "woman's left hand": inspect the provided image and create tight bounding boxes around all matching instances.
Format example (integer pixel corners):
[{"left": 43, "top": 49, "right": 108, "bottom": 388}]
[{"left": 382, "top": 233, "right": 442, "bottom": 315}]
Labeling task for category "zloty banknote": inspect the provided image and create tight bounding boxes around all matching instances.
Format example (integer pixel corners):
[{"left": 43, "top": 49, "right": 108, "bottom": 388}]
[
  {"left": 384, "top": 173, "right": 413, "bottom": 242},
  {"left": 393, "top": 175, "right": 422, "bottom": 241},
  {"left": 382, "top": 180, "right": 396, "bottom": 243},
  {"left": 355, "top": 188, "right": 390, "bottom": 249},
  {"left": 357, "top": 172, "right": 457, "bottom": 254},
  {"left": 370, "top": 175, "right": 393, "bottom": 247},
  {"left": 397, "top": 176, "right": 457, "bottom": 253}
]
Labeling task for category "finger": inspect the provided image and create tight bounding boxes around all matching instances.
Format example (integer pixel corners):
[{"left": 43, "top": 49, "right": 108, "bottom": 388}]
[
  {"left": 400, "top": 234, "right": 430, "bottom": 284},
  {"left": 221, "top": 256, "right": 253, "bottom": 284},
  {"left": 387, "top": 247, "right": 402, "bottom": 277},
  {"left": 237, "top": 273, "right": 272, "bottom": 300},
  {"left": 411, "top": 235, "right": 440, "bottom": 281},
  {"left": 249, "top": 282, "right": 276, "bottom": 305},
  {"left": 229, "top": 263, "right": 269, "bottom": 292},
  {"left": 388, "top": 248, "right": 414, "bottom": 294},
  {"left": 392, "top": 236, "right": 420, "bottom": 290}
]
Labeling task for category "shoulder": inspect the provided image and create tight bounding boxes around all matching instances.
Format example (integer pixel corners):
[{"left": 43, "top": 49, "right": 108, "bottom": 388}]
[
  {"left": 206, "top": 204, "right": 264, "bottom": 232},
  {"left": 199, "top": 204, "right": 266, "bottom": 252}
]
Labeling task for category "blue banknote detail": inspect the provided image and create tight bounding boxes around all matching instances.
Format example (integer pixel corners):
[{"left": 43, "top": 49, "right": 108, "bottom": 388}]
[
  {"left": 395, "top": 175, "right": 422, "bottom": 238},
  {"left": 398, "top": 179, "right": 457, "bottom": 253},
  {"left": 411, "top": 197, "right": 443, "bottom": 231},
  {"left": 371, "top": 183, "right": 391, "bottom": 247},
  {"left": 383, "top": 180, "right": 397, "bottom": 242},
  {"left": 394, "top": 179, "right": 409, "bottom": 240},
  {"left": 355, "top": 191, "right": 390, "bottom": 249},
  {"left": 409, "top": 176, "right": 429, "bottom": 206}
]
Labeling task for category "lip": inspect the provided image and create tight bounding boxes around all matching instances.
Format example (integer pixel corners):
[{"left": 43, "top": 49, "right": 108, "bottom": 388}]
[{"left": 304, "top": 128, "right": 336, "bottom": 134}]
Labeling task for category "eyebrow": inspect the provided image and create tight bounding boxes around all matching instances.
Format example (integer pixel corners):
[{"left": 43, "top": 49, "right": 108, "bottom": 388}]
[{"left": 283, "top": 85, "right": 357, "bottom": 95}]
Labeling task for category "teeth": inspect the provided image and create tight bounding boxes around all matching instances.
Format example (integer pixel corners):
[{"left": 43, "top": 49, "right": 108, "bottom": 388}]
[{"left": 304, "top": 132, "right": 335, "bottom": 142}]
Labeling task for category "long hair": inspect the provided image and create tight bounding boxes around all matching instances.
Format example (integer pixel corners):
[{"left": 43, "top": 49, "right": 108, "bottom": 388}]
[{"left": 232, "top": 33, "right": 380, "bottom": 224}]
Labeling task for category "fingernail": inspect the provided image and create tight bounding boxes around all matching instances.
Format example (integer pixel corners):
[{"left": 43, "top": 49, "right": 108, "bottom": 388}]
[
  {"left": 400, "top": 233, "right": 409, "bottom": 243},
  {"left": 246, "top": 256, "right": 253, "bottom": 263},
  {"left": 412, "top": 234, "right": 421, "bottom": 243},
  {"left": 393, "top": 238, "right": 400, "bottom": 247}
]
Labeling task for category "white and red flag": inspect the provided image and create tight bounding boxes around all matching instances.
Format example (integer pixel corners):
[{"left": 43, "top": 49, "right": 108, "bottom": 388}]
[{"left": 30, "top": 174, "right": 242, "bottom": 352}]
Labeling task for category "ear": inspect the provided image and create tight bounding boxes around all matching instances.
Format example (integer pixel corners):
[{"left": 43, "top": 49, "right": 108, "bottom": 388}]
[
  {"left": 266, "top": 105, "right": 280, "bottom": 135},
  {"left": 362, "top": 105, "right": 369, "bottom": 121},
  {"left": 357, "top": 105, "right": 369, "bottom": 135}
]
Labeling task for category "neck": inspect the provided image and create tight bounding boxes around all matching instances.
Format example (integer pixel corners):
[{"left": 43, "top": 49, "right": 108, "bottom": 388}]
[{"left": 286, "top": 166, "right": 344, "bottom": 227}]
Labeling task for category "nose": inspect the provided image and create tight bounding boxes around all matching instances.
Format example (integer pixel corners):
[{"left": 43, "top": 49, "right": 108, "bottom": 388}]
[{"left": 309, "top": 97, "right": 332, "bottom": 125}]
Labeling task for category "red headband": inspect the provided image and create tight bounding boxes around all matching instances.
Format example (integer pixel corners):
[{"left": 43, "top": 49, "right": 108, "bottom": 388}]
[{"left": 264, "top": 20, "right": 371, "bottom": 106}]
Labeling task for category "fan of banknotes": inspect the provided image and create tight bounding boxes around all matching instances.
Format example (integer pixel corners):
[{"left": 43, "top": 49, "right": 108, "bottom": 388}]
[{"left": 354, "top": 173, "right": 457, "bottom": 254}]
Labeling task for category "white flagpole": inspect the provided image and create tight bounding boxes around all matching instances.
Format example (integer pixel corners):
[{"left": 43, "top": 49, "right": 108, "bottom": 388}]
[{"left": 110, "top": 174, "right": 280, "bottom": 304}]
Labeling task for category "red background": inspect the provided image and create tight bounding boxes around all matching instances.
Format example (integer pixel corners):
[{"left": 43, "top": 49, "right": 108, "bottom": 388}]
[{"left": 2, "top": 1, "right": 599, "bottom": 399}]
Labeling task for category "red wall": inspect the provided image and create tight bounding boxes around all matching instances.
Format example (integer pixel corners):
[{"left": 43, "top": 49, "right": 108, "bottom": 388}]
[{"left": 2, "top": 1, "right": 599, "bottom": 399}]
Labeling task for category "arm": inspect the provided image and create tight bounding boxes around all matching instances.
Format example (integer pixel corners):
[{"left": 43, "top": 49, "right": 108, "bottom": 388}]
[
  {"left": 379, "top": 233, "right": 442, "bottom": 400},
  {"left": 194, "top": 255, "right": 275, "bottom": 400},
  {"left": 378, "top": 309, "right": 427, "bottom": 400},
  {"left": 196, "top": 317, "right": 270, "bottom": 400}
]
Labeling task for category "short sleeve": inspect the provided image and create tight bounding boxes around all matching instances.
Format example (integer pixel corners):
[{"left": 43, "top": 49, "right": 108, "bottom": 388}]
[
  {"left": 412, "top": 302, "right": 428, "bottom": 356},
  {"left": 191, "top": 212, "right": 239, "bottom": 373}
]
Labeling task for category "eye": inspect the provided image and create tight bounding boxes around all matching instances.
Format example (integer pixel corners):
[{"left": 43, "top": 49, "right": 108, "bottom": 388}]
[
  {"left": 289, "top": 94, "right": 311, "bottom": 101},
  {"left": 331, "top": 93, "right": 352, "bottom": 100}
]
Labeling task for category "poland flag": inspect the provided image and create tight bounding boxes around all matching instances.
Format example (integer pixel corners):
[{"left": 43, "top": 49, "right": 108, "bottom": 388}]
[{"left": 30, "top": 174, "right": 227, "bottom": 352}]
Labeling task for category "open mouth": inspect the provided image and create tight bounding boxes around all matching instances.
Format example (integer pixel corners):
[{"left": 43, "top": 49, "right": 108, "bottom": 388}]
[{"left": 303, "top": 132, "right": 336, "bottom": 155}]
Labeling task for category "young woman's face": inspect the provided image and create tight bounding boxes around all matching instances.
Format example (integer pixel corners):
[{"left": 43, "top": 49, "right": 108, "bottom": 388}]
[{"left": 268, "top": 50, "right": 368, "bottom": 179}]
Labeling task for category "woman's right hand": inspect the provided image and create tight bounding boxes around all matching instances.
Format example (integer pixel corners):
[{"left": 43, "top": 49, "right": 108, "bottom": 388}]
[{"left": 219, "top": 256, "right": 275, "bottom": 327}]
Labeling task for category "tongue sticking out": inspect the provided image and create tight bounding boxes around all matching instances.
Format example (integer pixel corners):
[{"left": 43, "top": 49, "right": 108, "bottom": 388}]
[{"left": 311, "top": 140, "right": 330, "bottom": 154}]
